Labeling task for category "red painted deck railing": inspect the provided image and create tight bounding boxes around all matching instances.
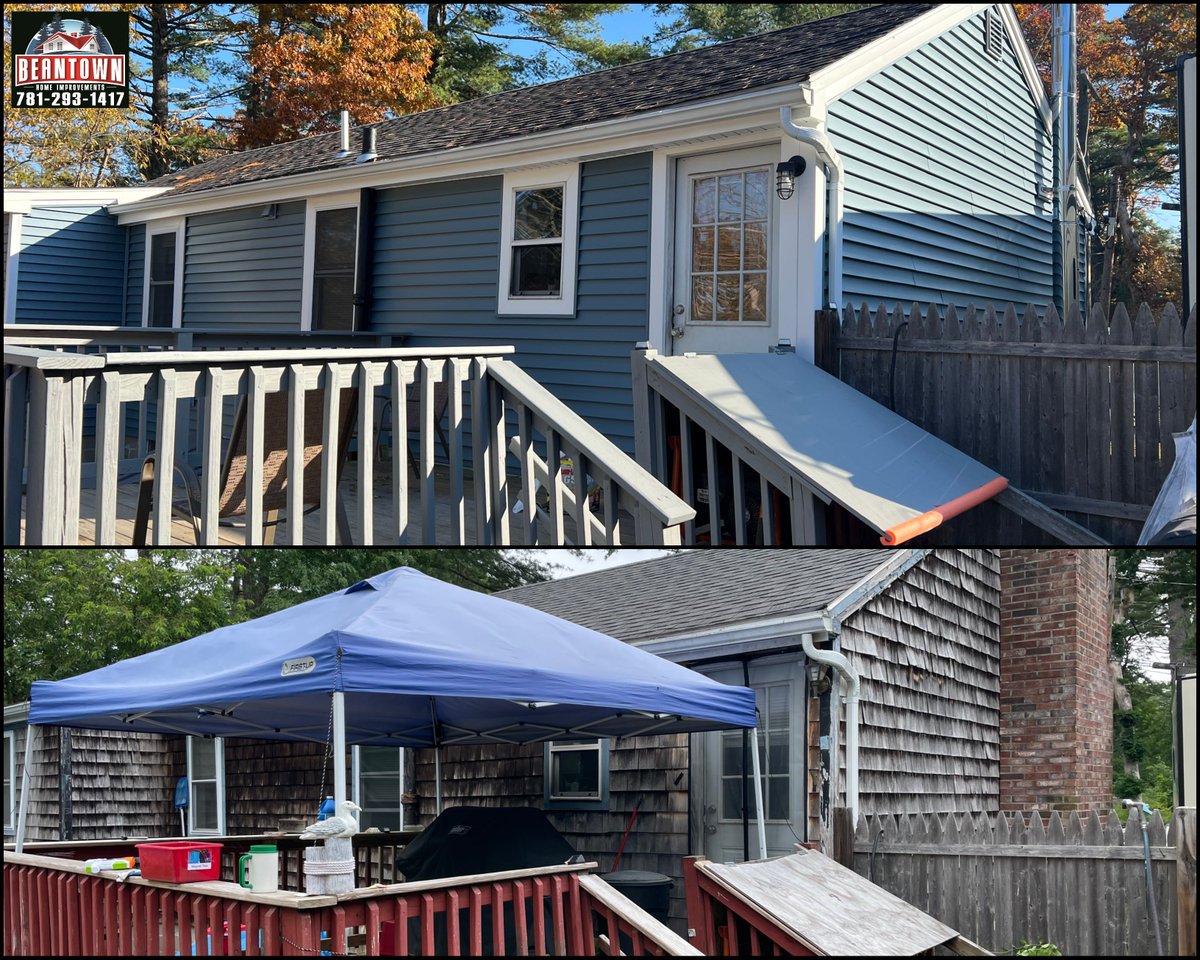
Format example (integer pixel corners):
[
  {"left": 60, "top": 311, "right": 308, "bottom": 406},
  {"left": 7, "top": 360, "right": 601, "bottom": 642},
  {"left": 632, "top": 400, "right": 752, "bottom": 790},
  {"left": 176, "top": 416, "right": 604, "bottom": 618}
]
[
  {"left": 682, "top": 855, "right": 814, "bottom": 956},
  {"left": 4, "top": 851, "right": 699, "bottom": 956}
]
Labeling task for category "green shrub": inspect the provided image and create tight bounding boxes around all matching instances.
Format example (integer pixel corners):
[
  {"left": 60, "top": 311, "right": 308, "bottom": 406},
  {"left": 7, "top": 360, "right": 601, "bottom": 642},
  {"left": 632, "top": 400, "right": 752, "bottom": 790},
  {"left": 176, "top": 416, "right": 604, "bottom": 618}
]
[{"left": 1013, "top": 939, "right": 1063, "bottom": 956}]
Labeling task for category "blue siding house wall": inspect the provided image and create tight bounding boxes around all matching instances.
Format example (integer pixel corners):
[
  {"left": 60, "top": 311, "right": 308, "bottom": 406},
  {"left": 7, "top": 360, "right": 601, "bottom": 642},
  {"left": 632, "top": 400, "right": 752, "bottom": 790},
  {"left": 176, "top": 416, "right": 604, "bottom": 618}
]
[
  {"left": 15, "top": 206, "right": 126, "bottom": 325},
  {"left": 372, "top": 152, "right": 651, "bottom": 451},
  {"left": 125, "top": 224, "right": 145, "bottom": 327},
  {"left": 183, "top": 201, "right": 305, "bottom": 327},
  {"left": 827, "top": 9, "right": 1056, "bottom": 311}
]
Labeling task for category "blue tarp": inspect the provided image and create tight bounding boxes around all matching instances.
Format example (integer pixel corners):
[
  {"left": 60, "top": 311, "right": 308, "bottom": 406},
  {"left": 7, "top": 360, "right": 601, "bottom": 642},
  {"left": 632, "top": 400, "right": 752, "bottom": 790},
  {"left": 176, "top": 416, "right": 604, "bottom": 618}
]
[{"left": 29, "top": 567, "right": 757, "bottom": 744}]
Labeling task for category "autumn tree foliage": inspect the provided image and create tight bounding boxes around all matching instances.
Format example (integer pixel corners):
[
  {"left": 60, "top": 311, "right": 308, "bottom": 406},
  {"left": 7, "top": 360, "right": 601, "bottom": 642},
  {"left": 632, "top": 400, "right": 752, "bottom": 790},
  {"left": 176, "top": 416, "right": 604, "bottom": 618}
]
[
  {"left": 1015, "top": 3, "right": 1194, "bottom": 311},
  {"left": 233, "top": 4, "right": 436, "bottom": 149}
]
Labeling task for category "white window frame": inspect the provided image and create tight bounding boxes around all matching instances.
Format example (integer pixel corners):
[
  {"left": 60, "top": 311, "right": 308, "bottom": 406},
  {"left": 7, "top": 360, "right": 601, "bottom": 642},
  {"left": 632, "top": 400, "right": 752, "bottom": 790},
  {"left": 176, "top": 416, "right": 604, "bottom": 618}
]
[
  {"left": 142, "top": 216, "right": 185, "bottom": 329},
  {"left": 351, "top": 744, "right": 406, "bottom": 831},
  {"left": 186, "top": 736, "right": 226, "bottom": 836},
  {"left": 301, "top": 191, "right": 360, "bottom": 331},
  {"left": 3, "top": 729, "right": 15, "bottom": 834},
  {"left": 544, "top": 738, "right": 608, "bottom": 810},
  {"left": 497, "top": 164, "right": 579, "bottom": 317}
]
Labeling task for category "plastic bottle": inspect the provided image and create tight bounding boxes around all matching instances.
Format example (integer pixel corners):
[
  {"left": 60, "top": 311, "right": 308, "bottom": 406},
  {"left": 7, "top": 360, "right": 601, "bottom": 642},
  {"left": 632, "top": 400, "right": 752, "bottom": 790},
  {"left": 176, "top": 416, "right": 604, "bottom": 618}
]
[
  {"left": 318, "top": 796, "right": 335, "bottom": 821},
  {"left": 83, "top": 857, "right": 137, "bottom": 873}
]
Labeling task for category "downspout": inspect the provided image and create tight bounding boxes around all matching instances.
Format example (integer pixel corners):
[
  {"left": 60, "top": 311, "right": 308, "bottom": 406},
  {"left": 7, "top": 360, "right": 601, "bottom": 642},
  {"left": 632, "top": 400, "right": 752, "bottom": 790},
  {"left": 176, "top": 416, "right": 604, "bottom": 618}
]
[
  {"left": 780, "top": 106, "right": 844, "bottom": 310},
  {"left": 801, "top": 631, "right": 859, "bottom": 826}
]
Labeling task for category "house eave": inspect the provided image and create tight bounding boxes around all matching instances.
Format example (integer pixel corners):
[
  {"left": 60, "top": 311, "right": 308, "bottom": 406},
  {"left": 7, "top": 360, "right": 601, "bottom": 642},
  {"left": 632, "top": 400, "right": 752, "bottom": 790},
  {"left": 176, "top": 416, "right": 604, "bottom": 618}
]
[
  {"left": 4, "top": 702, "right": 31, "bottom": 726},
  {"left": 3, "top": 187, "right": 170, "bottom": 214},
  {"left": 631, "top": 611, "right": 830, "bottom": 664},
  {"left": 111, "top": 83, "right": 813, "bottom": 225}
]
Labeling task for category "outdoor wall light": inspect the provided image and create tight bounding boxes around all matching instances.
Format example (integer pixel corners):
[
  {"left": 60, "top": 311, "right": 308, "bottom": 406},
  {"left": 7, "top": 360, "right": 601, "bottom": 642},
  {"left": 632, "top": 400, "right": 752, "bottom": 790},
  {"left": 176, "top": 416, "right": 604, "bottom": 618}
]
[{"left": 775, "top": 155, "right": 807, "bottom": 200}]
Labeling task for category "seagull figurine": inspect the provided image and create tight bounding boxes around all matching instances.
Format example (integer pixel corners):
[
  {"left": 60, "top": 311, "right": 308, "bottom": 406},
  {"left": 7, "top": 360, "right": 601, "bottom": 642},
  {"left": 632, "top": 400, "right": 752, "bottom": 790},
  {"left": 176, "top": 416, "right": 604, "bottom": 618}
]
[{"left": 299, "top": 799, "right": 361, "bottom": 840}]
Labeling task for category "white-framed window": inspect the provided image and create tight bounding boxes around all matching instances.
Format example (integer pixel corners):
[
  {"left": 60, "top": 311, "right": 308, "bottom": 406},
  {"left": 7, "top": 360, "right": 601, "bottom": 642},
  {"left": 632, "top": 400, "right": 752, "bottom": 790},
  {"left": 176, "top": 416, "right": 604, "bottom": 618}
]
[
  {"left": 3, "top": 729, "right": 15, "bottom": 834},
  {"left": 143, "top": 217, "right": 184, "bottom": 328},
  {"left": 497, "top": 165, "right": 579, "bottom": 317},
  {"left": 352, "top": 745, "right": 405, "bottom": 831},
  {"left": 301, "top": 191, "right": 359, "bottom": 331},
  {"left": 186, "top": 736, "right": 225, "bottom": 836},
  {"left": 544, "top": 738, "right": 608, "bottom": 810}
]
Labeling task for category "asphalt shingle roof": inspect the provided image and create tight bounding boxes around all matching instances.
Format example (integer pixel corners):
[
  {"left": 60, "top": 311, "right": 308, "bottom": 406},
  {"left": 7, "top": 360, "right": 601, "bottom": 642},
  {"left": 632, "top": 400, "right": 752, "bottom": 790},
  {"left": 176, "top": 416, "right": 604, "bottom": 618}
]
[
  {"left": 497, "top": 549, "right": 899, "bottom": 645},
  {"left": 147, "top": 4, "right": 937, "bottom": 198}
]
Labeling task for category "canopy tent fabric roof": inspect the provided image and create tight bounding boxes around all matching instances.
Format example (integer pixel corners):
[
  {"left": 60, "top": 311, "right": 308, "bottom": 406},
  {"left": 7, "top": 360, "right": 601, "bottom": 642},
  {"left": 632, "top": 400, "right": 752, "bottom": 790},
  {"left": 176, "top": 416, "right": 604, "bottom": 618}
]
[
  {"left": 649, "top": 353, "right": 1006, "bottom": 544},
  {"left": 28, "top": 567, "right": 758, "bottom": 745}
]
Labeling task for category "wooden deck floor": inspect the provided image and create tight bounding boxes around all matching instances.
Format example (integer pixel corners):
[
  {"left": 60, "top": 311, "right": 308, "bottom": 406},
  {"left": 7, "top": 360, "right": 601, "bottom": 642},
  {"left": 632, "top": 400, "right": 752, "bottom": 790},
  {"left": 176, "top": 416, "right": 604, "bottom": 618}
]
[{"left": 25, "top": 462, "right": 633, "bottom": 545}]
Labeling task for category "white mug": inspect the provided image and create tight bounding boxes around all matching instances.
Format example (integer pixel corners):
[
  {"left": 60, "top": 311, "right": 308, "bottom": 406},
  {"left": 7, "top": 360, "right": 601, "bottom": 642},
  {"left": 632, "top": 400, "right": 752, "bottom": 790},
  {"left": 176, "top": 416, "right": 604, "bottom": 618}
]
[{"left": 238, "top": 844, "right": 279, "bottom": 893}]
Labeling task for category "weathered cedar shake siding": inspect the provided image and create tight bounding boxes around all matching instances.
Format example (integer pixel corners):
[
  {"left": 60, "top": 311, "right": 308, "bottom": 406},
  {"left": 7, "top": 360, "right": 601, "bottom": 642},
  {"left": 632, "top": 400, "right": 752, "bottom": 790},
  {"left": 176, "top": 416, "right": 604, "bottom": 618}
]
[
  {"left": 837, "top": 548, "right": 1001, "bottom": 815},
  {"left": 827, "top": 9, "right": 1057, "bottom": 311},
  {"left": 416, "top": 548, "right": 1003, "bottom": 934}
]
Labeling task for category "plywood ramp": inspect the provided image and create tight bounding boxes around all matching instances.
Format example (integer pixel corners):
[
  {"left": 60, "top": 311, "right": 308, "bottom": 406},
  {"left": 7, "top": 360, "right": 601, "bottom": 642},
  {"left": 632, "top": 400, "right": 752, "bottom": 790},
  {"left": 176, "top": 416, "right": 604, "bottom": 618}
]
[{"left": 694, "top": 849, "right": 986, "bottom": 956}]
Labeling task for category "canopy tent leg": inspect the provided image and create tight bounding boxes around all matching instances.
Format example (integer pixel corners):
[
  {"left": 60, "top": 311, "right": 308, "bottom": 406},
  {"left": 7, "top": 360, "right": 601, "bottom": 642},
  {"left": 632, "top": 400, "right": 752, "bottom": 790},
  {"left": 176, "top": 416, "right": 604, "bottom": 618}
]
[
  {"left": 333, "top": 691, "right": 347, "bottom": 809},
  {"left": 16, "top": 723, "right": 38, "bottom": 853},
  {"left": 750, "top": 725, "right": 767, "bottom": 860}
]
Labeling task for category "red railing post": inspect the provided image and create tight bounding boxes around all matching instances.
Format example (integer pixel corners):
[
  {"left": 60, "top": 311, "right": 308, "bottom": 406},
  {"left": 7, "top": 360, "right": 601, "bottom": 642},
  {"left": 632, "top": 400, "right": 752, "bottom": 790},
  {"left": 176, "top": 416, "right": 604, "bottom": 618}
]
[
  {"left": 566, "top": 874, "right": 588, "bottom": 957},
  {"left": 468, "top": 885, "right": 484, "bottom": 956},
  {"left": 513, "top": 880, "right": 529, "bottom": 956},
  {"left": 682, "top": 856, "right": 716, "bottom": 955},
  {"left": 447, "top": 888, "right": 462, "bottom": 955}
]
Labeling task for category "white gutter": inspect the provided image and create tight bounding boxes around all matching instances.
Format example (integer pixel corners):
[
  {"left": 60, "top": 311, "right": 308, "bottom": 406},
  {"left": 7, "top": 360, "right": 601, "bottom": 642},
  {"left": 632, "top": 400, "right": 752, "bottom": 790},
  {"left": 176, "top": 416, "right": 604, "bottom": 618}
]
[
  {"left": 780, "top": 106, "right": 843, "bottom": 309},
  {"left": 801, "top": 631, "right": 859, "bottom": 826}
]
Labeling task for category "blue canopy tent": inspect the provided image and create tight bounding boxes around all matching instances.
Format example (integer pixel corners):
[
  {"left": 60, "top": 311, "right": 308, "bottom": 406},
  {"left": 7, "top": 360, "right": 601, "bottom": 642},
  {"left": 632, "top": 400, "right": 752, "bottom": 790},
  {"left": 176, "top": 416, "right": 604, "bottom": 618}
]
[{"left": 19, "top": 567, "right": 767, "bottom": 857}]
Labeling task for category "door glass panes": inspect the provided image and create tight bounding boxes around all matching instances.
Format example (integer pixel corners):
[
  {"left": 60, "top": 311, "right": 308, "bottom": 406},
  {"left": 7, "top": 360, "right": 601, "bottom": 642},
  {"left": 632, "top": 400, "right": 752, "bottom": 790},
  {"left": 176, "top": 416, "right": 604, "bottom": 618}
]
[
  {"left": 719, "top": 684, "right": 790, "bottom": 822},
  {"left": 313, "top": 207, "right": 356, "bottom": 330},
  {"left": 689, "top": 168, "right": 770, "bottom": 323}
]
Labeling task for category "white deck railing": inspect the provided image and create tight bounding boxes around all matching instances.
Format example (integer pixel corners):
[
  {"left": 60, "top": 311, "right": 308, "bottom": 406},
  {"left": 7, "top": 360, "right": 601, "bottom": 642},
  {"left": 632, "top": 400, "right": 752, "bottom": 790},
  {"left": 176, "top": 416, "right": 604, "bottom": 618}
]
[{"left": 4, "top": 337, "right": 692, "bottom": 546}]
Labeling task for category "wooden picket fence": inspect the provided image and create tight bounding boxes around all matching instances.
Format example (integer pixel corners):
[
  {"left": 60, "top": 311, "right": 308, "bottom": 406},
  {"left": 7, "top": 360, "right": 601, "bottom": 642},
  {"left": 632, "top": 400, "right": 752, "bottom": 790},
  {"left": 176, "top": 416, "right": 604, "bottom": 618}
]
[
  {"left": 816, "top": 302, "right": 1197, "bottom": 544},
  {"left": 852, "top": 808, "right": 1178, "bottom": 956}
]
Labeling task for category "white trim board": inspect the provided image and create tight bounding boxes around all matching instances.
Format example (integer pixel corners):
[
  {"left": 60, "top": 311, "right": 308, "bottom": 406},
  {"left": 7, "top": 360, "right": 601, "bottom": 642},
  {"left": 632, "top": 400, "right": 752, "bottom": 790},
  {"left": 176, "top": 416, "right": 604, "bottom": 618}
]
[
  {"left": 3, "top": 187, "right": 169, "bottom": 214},
  {"left": 496, "top": 164, "right": 580, "bottom": 317},
  {"left": 4, "top": 212, "right": 22, "bottom": 325}
]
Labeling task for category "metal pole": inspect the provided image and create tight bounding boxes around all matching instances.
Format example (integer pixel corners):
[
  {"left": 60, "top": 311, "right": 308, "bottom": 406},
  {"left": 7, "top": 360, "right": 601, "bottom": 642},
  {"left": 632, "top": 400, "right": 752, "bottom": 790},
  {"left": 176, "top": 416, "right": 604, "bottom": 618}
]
[
  {"left": 16, "top": 724, "right": 37, "bottom": 853},
  {"left": 749, "top": 726, "right": 767, "bottom": 860},
  {"left": 332, "top": 691, "right": 347, "bottom": 809},
  {"left": 435, "top": 746, "right": 443, "bottom": 816}
]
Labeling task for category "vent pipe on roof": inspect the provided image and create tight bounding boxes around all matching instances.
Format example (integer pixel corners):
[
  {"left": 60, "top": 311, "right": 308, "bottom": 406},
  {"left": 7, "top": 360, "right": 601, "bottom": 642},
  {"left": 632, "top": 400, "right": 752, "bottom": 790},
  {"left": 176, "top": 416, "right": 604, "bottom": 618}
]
[
  {"left": 337, "top": 110, "right": 352, "bottom": 159},
  {"left": 1052, "top": 3, "right": 1078, "bottom": 314},
  {"left": 358, "top": 125, "right": 378, "bottom": 163}
]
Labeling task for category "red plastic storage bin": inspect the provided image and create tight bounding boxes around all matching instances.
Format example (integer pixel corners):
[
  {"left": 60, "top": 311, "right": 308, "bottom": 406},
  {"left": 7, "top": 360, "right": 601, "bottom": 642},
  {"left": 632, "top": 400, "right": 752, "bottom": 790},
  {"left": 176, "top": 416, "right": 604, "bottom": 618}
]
[{"left": 136, "top": 841, "right": 223, "bottom": 883}]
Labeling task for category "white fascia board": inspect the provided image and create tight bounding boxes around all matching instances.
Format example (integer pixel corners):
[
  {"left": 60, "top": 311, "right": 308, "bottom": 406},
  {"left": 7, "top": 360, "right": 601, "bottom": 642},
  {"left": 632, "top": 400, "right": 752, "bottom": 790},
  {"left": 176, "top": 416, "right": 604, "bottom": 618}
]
[
  {"left": 3, "top": 187, "right": 169, "bottom": 214},
  {"left": 824, "top": 549, "right": 930, "bottom": 626},
  {"left": 810, "top": 4, "right": 990, "bottom": 104},
  {"left": 631, "top": 611, "right": 829, "bottom": 663},
  {"left": 111, "top": 84, "right": 807, "bottom": 225},
  {"left": 3, "top": 702, "right": 31, "bottom": 726}
]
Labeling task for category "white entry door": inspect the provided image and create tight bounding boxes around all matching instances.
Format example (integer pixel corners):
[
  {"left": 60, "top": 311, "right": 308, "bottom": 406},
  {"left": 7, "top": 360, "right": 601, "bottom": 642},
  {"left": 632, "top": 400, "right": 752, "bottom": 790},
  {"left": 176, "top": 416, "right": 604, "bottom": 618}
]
[
  {"left": 671, "top": 146, "right": 780, "bottom": 355},
  {"left": 696, "top": 657, "right": 806, "bottom": 862}
]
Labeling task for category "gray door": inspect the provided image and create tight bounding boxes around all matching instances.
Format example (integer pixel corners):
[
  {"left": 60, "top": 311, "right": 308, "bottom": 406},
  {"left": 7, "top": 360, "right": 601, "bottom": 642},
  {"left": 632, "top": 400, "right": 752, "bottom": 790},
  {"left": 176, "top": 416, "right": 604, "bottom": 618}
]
[{"left": 695, "top": 657, "right": 805, "bottom": 861}]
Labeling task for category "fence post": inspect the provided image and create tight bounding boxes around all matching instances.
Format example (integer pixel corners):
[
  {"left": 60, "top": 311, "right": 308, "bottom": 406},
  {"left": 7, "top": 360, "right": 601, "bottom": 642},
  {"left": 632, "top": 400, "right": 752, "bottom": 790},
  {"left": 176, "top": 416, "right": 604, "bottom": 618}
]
[
  {"left": 833, "top": 807, "right": 855, "bottom": 869},
  {"left": 1179, "top": 807, "right": 1196, "bottom": 957}
]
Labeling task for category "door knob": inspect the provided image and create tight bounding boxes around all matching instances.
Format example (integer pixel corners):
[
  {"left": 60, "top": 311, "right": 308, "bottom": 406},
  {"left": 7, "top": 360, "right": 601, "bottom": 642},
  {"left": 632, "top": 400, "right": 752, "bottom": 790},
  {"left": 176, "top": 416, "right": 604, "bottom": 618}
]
[{"left": 671, "top": 305, "right": 686, "bottom": 338}]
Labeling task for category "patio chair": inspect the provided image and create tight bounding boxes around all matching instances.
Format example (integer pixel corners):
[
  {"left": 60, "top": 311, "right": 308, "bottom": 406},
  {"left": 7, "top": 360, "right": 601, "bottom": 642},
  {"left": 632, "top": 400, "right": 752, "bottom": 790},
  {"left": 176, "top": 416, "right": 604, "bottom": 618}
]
[
  {"left": 132, "top": 387, "right": 359, "bottom": 545},
  {"left": 373, "top": 378, "right": 451, "bottom": 475}
]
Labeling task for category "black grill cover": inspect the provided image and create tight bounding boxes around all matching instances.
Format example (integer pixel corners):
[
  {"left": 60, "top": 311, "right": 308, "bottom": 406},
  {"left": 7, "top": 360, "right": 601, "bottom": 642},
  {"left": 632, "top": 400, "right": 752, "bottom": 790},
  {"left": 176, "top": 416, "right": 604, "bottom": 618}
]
[{"left": 395, "top": 806, "right": 579, "bottom": 882}]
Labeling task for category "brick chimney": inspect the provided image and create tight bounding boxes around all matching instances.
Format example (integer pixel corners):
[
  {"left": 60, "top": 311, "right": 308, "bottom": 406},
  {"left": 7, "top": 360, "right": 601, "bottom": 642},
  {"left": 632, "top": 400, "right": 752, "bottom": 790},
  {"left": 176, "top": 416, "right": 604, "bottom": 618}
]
[{"left": 998, "top": 549, "right": 1113, "bottom": 817}]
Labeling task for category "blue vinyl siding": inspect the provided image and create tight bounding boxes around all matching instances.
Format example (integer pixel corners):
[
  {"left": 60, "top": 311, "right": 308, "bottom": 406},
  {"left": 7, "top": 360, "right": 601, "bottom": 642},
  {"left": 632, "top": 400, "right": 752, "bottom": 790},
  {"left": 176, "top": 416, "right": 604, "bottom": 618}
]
[
  {"left": 371, "top": 153, "right": 651, "bottom": 452},
  {"left": 183, "top": 201, "right": 305, "bottom": 327},
  {"left": 15, "top": 206, "right": 125, "bottom": 324},
  {"left": 125, "top": 224, "right": 145, "bottom": 326},
  {"left": 827, "top": 9, "right": 1055, "bottom": 311}
]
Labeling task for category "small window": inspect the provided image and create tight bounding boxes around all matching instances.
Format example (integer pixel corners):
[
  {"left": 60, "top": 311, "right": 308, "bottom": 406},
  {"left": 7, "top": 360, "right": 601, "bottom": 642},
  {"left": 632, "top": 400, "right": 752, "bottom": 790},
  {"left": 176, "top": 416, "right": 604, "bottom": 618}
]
[
  {"left": 353, "top": 745, "right": 405, "bottom": 831},
  {"left": 544, "top": 739, "right": 608, "bottom": 810},
  {"left": 312, "top": 207, "right": 357, "bottom": 330},
  {"left": 985, "top": 8, "right": 1004, "bottom": 61},
  {"left": 146, "top": 228, "right": 179, "bottom": 328},
  {"left": 3, "top": 730, "right": 15, "bottom": 834},
  {"left": 186, "top": 736, "right": 225, "bottom": 835},
  {"left": 498, "top": 165, "right": 579, "bottom": 316}
]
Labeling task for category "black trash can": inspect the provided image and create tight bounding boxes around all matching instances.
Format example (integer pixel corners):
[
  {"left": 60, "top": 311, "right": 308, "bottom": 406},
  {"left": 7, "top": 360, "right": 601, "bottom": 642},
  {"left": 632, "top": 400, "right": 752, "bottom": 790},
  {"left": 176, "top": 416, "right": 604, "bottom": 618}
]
[{"left": 600, "top": 870, "right": 674, "bottom": 951}]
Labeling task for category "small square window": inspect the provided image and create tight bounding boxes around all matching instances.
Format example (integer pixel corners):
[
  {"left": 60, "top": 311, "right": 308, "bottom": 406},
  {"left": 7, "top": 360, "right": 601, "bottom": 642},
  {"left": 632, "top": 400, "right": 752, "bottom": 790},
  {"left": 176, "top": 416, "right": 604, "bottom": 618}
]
[{"left": 544, "top": 739, "right": 608, "bottom": 810}]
